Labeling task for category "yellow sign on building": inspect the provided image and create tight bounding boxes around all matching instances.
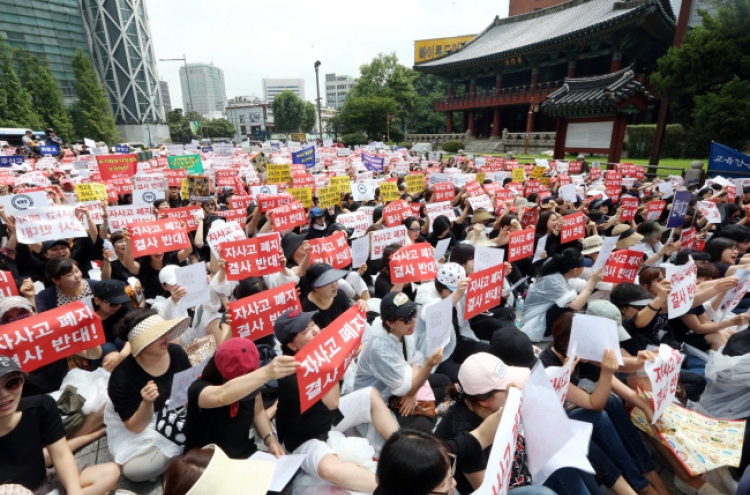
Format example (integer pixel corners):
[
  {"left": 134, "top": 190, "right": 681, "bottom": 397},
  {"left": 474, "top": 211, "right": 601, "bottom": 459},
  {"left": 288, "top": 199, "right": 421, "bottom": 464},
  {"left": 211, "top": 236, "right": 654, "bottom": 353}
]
[{"left": 414, "top": 35, "right": 476, "bottom": 64}]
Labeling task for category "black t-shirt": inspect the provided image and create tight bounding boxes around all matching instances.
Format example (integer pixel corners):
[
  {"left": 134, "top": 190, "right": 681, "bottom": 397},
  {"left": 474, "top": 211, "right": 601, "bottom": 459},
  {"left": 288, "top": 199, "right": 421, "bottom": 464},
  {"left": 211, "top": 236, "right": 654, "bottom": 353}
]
[
  {"left": 137, "top": 252, "right": 181, "bottom": 300},
  {"left": 108, "top": 344, "right": 191, "bottom": 422},
  {"left": 276, "top": 374, "right": 340, "bottom": 452},
  {"left": 21, "top": 359, "right": 70, "bottom": 397},
  {"left": 183, "top": 379, "right": 259, "bottom": 459},
  {"left": 0, "top": 395, "right": 66, "bottom": 491},
  {"left": 621, "top": 312, "right": 667, "bottom": 356},
  {"left": 539, "top": 345, "right": 601, "bottom": 385},
  {"left": 101, "top": 305, "right": 132, "bottom": 343},
  {"left": 301, "top": 289, "right": 352, "bottom": 329},
  {"left": 109, "top": 258, "right": 137, "bottom": 283},
  {"left": 374, "top": 271, "right": 415, "bottom": 301},
  {"left": 671, "top": 305, "right": 710, "bottom": 351}
]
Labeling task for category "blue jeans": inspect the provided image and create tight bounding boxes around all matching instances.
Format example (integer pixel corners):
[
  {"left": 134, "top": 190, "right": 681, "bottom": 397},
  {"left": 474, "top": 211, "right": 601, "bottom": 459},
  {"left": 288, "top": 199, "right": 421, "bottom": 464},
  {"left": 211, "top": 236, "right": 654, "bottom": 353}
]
[
  {"left": 543, "top": 467, "right": 603, "bottom": 495},
  {"left": 603, "top": 395, "right": 656, "bottom": 474},
  {"left": 511, "top": 485, "right": 558, "bottom": 495},
  {"left": 569, "top": 406, "right": 649, "bottom": 490}
]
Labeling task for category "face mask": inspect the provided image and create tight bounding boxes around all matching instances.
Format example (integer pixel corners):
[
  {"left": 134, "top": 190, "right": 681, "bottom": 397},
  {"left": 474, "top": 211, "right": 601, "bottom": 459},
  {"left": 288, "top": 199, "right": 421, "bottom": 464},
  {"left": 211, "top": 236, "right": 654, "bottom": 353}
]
[
  {"left": 313, "top": 222, "right": 327, "bottom": 230},
  {"left": 135, "top": 293, "right": 144, "bottom": 303}
]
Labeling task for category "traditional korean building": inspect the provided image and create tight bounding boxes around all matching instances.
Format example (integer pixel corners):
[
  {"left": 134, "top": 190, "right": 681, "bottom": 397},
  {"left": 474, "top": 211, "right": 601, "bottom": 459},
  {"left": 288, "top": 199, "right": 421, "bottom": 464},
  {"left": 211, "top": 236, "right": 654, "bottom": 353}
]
[{"left": 414, "top": 0, "right": 676, "bottom": 153}]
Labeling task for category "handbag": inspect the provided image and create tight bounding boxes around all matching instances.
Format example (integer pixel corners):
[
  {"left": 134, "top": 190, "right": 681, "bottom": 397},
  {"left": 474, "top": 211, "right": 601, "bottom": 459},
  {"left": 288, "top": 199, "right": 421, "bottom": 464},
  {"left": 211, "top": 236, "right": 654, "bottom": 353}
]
[
  {"left": 387, "top": 396, "right": 436, "bottom": 419},
  {"left": 155, "top": 402, "right": 187, "bottom": 446}
]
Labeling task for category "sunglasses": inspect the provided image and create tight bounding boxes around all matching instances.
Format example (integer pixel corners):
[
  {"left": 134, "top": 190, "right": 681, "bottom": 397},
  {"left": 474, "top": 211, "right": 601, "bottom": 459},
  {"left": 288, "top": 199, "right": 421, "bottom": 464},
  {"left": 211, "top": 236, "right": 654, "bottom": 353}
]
[
  {"left": 0, "top": 312, "right": 32, "bottom": 324},
  {"left": 2, "top": 374, "right": 24, "bottom": 392},
  {"left": 397, "top": 308, "right": 418, "bottom": 324}
]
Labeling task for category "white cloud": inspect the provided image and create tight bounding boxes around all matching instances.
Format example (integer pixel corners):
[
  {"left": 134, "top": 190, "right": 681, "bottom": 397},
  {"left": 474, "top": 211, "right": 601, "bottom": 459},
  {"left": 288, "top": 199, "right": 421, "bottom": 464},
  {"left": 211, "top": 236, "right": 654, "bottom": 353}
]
[{"left": 147, "top": 0, "right": 509, "bottom": 109}]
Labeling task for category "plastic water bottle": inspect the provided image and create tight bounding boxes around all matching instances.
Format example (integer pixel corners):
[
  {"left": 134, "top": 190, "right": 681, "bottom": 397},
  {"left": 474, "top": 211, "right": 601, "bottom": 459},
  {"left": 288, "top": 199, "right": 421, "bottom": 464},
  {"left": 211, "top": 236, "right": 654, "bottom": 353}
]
[
  {"left": 103, "top": 239, "right": 118, "bottom": 262},
  {"left": 515, "top": 296, "right": 524, "bottom": 327}
]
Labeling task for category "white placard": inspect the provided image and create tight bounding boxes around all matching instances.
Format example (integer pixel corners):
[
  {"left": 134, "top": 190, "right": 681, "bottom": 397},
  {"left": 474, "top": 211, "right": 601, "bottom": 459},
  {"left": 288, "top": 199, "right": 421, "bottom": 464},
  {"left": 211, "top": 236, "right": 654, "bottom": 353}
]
[
  {"left": 424, "top": 296, "right": 453, "bottom": 359},
  {"left": 78, "top": 200, "right": 104, "bottom": 225},
  {"left": 425, "top": 202, "right": 456, "bottom": 233},
  {"left": 720, "top": 268, "right": 750, "bottom": 314},
  {"left": 657, "top": 181, "right": 673, "bottom": 200},
  {"left": 350, "top": 235, "right": 370, "bottom": 269},
  {"left": 533, "top": 235, "right": 547, "bottom": 263},
  {"left": 560, "top": 184, "right": 578, "bottom": 203},
  {"left": 251, "top": 184, "right": 278, "bottom": 197},
  {"left": 351, "top": 182, "right": 374, "bottom": 201},
  {"left": 569, "top": 314, "right": 624, "bottom": 365},
  {"left": 336, "top": 210, "right": 370, "bottom": 239},
  {"left": 468, "top": 194, "right": 493, "bottom": 212},
  {"left": 696, "top": 201, "right": 721, "bottom": 224},
  {"left": 644, "top": 344, "right": 684, "bottom": 424},
  {"left": 206, "top": 221, "right": 245, "bottom": 258},
  {"left": 249, "top": 451, "right": 305, "bottom": 492},
  {"left": 591, "top": 236, "right": 619, "bottom": 272},
  {"left": 545, "top": 341, "right": 577, "bottom": 404},
  {"left": 174, "top": 261, "right": 210, "bottom": 311},
  {"left": 433, "top": 238, "right": 451, "bottom": 262},
  {"left": 132, "top": 189, "right": 165, "bottom": 205},
  {"left": 666, "top": 258, "right": 696, "bottom": 319},
  {"left": 168, "top": 356, "right": 210, "bottom": 409},
  {"left": 0, "top": 191, "right": 50, "bottom": 216},
  {"left": 15, "top": 206, "right": 89, "bottom": 243},
  {"left": 474, "top": 245, "right": 504, "bottom": 273},
  {"left": 370, "top": 225, "right": 408, "bottom": 260}
]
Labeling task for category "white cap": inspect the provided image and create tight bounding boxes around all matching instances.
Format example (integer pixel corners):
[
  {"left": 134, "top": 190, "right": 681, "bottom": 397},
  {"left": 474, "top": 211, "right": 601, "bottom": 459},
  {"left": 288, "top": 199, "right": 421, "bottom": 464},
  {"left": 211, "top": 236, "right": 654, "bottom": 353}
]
[{"left": 159, "top": 265, "right": 178, "bottom": 286}]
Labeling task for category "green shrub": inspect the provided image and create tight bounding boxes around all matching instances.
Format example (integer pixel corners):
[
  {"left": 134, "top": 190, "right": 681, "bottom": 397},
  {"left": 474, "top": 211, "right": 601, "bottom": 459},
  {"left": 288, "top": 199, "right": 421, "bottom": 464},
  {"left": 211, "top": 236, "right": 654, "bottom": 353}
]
[
  {"left": 625, "top": 124, "right": 712, "bottom": 159},
  {"left": 442, "top": 140, "right": 464, "bottom": 153},
  {"left": 341, "top": 133, "right": 368, "bottom": 147},
  {"left": 397, "top": 141, "right": 412, "bottom": 149}
]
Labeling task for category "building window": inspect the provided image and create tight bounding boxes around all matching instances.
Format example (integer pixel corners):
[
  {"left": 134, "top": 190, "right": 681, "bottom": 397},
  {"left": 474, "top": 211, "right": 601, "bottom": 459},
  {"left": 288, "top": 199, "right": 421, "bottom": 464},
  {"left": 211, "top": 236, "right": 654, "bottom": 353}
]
[{"left": 240, "top": 125, "right": 246, "bottom": 134}]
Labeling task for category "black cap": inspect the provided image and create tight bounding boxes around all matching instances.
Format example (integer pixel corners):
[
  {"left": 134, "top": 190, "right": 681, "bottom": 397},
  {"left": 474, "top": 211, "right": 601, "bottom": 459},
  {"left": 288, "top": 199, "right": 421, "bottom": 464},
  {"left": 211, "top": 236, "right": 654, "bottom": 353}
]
[
  {"left": 328, "top": 223, "right": 354, "bottom": 238},
  {"left": 92, "top": 279, "right": 131, "bottom": 305},
  {"left": 490, "top": 327, "right": 537, "bottom": 369},
  {"left": 273, "top": 308, "right": 316, "bottom": 346},
  {"left": 42, "top": 239, "right": 70, "bottom": 252},
  {"left": 306, "top": 263, "right": 348, "bottom": 288},
  {"left": 281, "top": 232, "right": 306, "bottom": 261},
  {"left": 380, "top": 292, "right": 417, "bottom": 320},
  {"left": 0, "top": 355, "right": 24, "bottom": 380},
  {"left": 724, "top": 330, "right": 750, "bottom": 357}
]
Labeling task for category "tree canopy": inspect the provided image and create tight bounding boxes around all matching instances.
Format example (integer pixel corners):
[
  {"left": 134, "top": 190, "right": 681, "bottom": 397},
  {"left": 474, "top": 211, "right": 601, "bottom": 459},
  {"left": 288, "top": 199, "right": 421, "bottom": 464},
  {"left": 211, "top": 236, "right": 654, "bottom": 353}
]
[
  {"left": 652, "top": 0, "right": 750, "bottom": 150},
  {"left": 0, "top": 37, "right": 43, "bottom": 130},
  {"left": 71, "top": 48, "right": 119, "bottom": 144},
  {"left": 272, "top": 90, "right": 306, "bottom": 134}
]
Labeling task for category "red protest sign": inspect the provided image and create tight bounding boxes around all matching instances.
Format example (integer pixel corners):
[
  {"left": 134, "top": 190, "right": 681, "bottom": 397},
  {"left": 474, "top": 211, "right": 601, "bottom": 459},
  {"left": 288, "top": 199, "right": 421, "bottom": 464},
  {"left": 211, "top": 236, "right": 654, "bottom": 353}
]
[
  {"left": 165, "top": 169, "right": 187, "bottom": 187},
  {"left": 680, "top": 227, "right": 697, "bottom": 252},
  {"left": 560, "top": 212, "right": 586, "bottom": 244},
  {"left": 0, "top": 270, "right": 18, "bottom": 297},
  {"left": 228, "top": 282, "right": 300, "bottom": 341},
  {"left": 96, "top": 154, "right": 137, "bottom": 181},
  {"left": 257, "top": 193, "right": 294, "bottom": 213},
  {"left": 390, "top": 243, "right": 438, "bottom": 283},
  {"left": 215, "top": 208, "right": 248, "bottom": 227},
  {"left": 464, "top": 263, "right": 505, "bottom": 320},
  {"left": 230, "top": 195, "right": 253, "bottom": 210},
  {"left": 158, "top": 206, "right": 202, "bottom": 232},
  {"left": 0, "top": 302, "right": 104, "bottom": 372},
  {"left": 589, "top": 167, "right": 601, "bottom": 180},
  {"left": 558, "top": 174, "right": 571, "bottom": 186},
  {"left": 520, "top": 207, "right": 538, "bottom": 229},
  {"left": 383, "top": 199, "right": 411, "bottom": 227},
  {"left": 620, "top": 196, "right": 639, "bottom": 222},
  {"left": 222, "top": 235, "right": 283, "bottom": 280},
  {"left": 297, "top": 306, "right": 366, "bottom": 413},
  {"left": 646, "top": 200, "right": 666, "bottom": 221},
  {"left": 524, "top": 179, "right": 541, "bottom": 196},
  {"left": 728, "top": 185, "right": 737, "bottom": 203},
  {"left": 269, "top": 201, "right": 307, "bottom": 231},
  {"left": 128, "top": 218, "right": 190, "bottom": 257},
  {"left": 433, "top": 182, "right": 455, "bottom": 202},
  {"left": 216, "top": 169, "right": 237, "bottom": 187},
  {"left": 495, "top": 187, "right": 514, "bottom": 203},
  {"left": 465, "top": 181, "right": 483, "bottom": 197},
  {"left": 602, "top": 249, "right": 643, "bottom": 283},
  {"left": 568, "top": 161, "right": 582, "bottom": 174},
  {"left": 308, "top": 231, "right": 352, "bottom": 269},
  {"left": 508, "top": 228, "right": 536, "bottom": 262}
]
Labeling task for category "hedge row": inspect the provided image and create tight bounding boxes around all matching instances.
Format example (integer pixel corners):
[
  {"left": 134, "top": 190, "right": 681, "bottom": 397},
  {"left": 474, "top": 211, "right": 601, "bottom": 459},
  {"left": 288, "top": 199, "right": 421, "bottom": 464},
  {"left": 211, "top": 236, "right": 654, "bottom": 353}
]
[{"left": 625, "top": 124, "right": 711, "bottom": 158}]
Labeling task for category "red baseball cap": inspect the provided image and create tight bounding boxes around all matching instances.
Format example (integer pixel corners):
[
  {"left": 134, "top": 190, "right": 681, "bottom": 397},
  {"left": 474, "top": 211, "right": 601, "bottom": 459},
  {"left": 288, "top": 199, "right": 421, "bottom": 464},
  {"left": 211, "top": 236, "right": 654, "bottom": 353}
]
[{"left": 215, "top": 338, "right": 260, "bottom": 381}]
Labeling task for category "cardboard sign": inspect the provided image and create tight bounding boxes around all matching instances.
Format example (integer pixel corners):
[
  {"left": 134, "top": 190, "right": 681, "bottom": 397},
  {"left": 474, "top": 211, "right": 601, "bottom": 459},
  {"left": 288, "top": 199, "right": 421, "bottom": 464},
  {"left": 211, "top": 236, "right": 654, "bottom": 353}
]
[
  {"left": 228, "top": 282, "right": 300, "bottom": 342},
  {"left": 268, "top": 201, "right": 307, "bottom": 231},
  {"left": 666, "top": 258, "right": 697, "bottom": 319},
  {"left": 221, "top": 235, "right": 283, "bottom": 280},
  {"left": 308, "top": 231, "right": 352, "bottom": 269},
  {"left": 0, "top": 301, "right": 105, "bottom": 373},
  {"left": 158, "top": 206, "right": 202, "bottom": 232},
  {"left": 128, "top": 218, "right": 190, "bottom": 257},
  {"left": 602, "top": 249, "right": 643, "bottom": 283},
  {"left": 15, "top": 206, "right": 89, "bottom": 244},
  {"left": 646, "top": 200, "right": 666, "bottom": 221},
  {"left": 383, "top": 199, "right": 411, "bottom": 227},
  {"left": 370, "top": 225, "right": 408, "bottom": 260},
  {"left": 560, "top": 212, "right": 586, "bottom": 244},
  {"left": 644, "top": 344, "right": 684, "bottom": 424},
  {"left": 336, "top": 210, "right": 370, "bottom": 239},
  {"left": 508, "top": 228, "right": 535, "bottom": 262},
  {"left": 168, "top": 154, "right": 204, "bottom": 175},
  {"left": 620, "top": 196, "right": 639, "bottom": 222},
  {"left": 380, "top": 182, "right": 400, "bottom": 202},
  {"left": 96, "top": 154, "right": 137, "bottom": 180},
  {"left": 389, "top": 243, "right": 438, "bottom": 283},
  {"left": 666, "top": 191, "right": 691, "bottom": 228},
  {"left": 696, "top": 201, "right": 721, "bottom": 223},
  {"left": 75, "top": 183, "right": 108, "bottom": 202},
  {"left": 0, "top": 270, "right": 18, "bottom": 297},
  {"left": 520, "top": 207, "right": 538, "bottom": 229},
  {"left": 256, "top": 193, "right": 294, "bottom": 213},
  {"left": 464, "top": 263, "right": 505, "bottom": 320}
]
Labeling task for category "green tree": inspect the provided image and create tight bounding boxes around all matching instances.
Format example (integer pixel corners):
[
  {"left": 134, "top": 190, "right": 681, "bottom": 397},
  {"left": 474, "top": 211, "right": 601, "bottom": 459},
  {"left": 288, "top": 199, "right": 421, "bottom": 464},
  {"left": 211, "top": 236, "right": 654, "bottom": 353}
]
[
  {"left": 16, "top": 48, "right": 74, "bottom": 142},
  {"left": 272, "top": 90, "right": 305, "bottom": 133},
  {"left": 339, "top": 95, "right": 398, "bottom": 140},
  {"left": 301, "top": 102, "right": 317, "bottom": 133},
  {"left": 71, "top": 48, "right": 118, "bottom": 143},
  {"left": 407, "top": 73, "right": 446, "bottom": 134},
  {"left": 166, "top": 108, "right": 199, "bottom": 142},
  {"left": 202, "top": 118, "right": 236, "bottom": 138},
  {"left": 0, "top": 37, "right": 43, "bottom": 129},
  {"left": 651, "top": 0, "right": 750, "bottom": 150}
]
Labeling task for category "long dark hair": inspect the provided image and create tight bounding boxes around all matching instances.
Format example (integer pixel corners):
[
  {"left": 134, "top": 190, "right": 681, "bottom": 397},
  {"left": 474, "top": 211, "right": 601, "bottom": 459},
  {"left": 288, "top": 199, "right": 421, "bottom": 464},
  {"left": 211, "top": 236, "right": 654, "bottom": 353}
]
[
  {"left": 536, "top": 210, "right": 556, "bottom": 237},
  {"left": 449, "top": 244, "right": 474, "bottom": 267},
  {"left": 538, "top": 248, "right": 583, "bottom": 277},
  {"left": 374, "top": 430, "right": 451, "bottom": 495},
  {"left": 704, "top": 237, "right": 738, "bottom": 262}
]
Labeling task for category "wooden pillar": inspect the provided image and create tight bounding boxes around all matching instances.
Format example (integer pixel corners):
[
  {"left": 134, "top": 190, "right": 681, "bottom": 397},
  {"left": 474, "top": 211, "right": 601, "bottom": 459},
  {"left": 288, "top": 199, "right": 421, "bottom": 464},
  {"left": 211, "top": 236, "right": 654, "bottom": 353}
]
[
  {"left": 530, "top": 67, "right": 539, "bottom": 86},
  {"left": 567, "top": 60, "right": 576, "bottom": 78},
  {"left": 607, "top": 113, "right": 628, "bottom": 164},
  {"left": 554, "top": 117, "right": 567, "bottom": 159},
  {"left": 492, "top": 107, "right": 501, "bottom": 137},
  {"left": 468, "top": 109, "right": 475, "bottom": 136},
  {"left": 610, "top": 52, "right": 622, "bottom": 72},
  {"left": 446, "top": 112, "right": 453, "bottom": 134}
]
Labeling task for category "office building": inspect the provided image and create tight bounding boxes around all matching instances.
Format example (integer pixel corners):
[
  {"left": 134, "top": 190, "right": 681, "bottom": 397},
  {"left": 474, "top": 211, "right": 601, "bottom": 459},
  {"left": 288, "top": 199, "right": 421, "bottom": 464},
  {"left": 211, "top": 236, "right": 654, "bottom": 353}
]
[
  {"left": 160, "top": 80, "right": 172, "bottom": 113},
  {"left": 225, "top": 96, "right": 269, "bottom": 142},
  {"left": 325, "top": 73, "right": 355, "bottom": 109},
  {"left": 262, "top": 78, "right": 305, "bottom": 104},
  {"left": 179, "top": 63, "right": 227, "bottom": 118}
]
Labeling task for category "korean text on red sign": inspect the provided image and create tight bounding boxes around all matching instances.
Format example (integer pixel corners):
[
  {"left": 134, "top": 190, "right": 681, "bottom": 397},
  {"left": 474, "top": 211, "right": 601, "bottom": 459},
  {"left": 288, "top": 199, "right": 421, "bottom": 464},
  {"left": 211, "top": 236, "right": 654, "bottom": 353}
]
[
  {"left": 560, "top": 212, "right": 585, "bottom": 244},
  {"left": 0, "top": 301, "right": 104, "bottom": 372},
  {"left": 620, "top": 196, "right": 639, "bottom": 222},
  {"left": 308, "top": 231, "right": 352, "bottom": 270},
  {"left": 383, "top": 199, "right": 411, "bottom": 227},
  {"left": 221, "top": 235, "right": 283, "bottom": 280},
  {"left": 646, "top": 200, "right": 666, "bottom": 221},
  {"left": 158, "top": 206, "right": 202, "bottom": 232},
  {"left": 602, "top": 249, "right": 643, "bottom": 284},
  {"left": 296, "top": 306, "right": 366, "bottom": 413},
  {"left": 433, "top": 182, "right": 455, "bottom": 202},
  {"left": 256, "top": 193, "right": 294, "bottom": 213},
  {"left": 128, "top": 218, "right": 190, "bottom": 257},
  {"left": 0, "top": 270, "right": 18, "bottom": 297},
  {"left": 389, "top": 243, "right": 438, "bottom": 284},
  {"left": 228, "top": 282, "right": 300, "bottom": 342},
  {"left": 508, "top": 228, "right": 535, "bottom": 262},
  {"left": 269, "top": 200, "right": 307, "bottom": 231},
  {"left": 464, "top": 263, "right": 505, "bottom": 320}
]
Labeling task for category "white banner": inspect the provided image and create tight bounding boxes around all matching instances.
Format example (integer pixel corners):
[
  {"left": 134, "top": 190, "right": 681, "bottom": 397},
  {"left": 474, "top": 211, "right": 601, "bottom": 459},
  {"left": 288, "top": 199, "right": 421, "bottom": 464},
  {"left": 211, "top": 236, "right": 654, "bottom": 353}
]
[
  {"left": 336, "top": 210, "right": 370, "bottom": 239},
  {"left": 370, "top": 225, "right": 407, "bottom": 260},
  {"left": 15, "top": 206, "right": 88, "bottom": 243},
  {"left": 666, "top": 258, "right": 696, "bottom": 319},
  {"left": 644, "top": 344, "right": 684, "bottom": 424}
]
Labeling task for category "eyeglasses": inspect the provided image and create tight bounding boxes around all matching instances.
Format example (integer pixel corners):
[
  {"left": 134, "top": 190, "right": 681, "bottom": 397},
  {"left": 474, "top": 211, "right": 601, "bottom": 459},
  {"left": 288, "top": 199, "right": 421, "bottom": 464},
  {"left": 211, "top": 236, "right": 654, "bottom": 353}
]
[
  {"left": 409, "top": 227, "right": 421, "bottom": 232},
  {"left": 2, "top": 375, "right": 24, "bottom": 392},
  {"left": 429, "top": 453, "right": 457, "bottom": 495},
  {"left": 0, "top": 312, "right": 32, "bottom": 324}
]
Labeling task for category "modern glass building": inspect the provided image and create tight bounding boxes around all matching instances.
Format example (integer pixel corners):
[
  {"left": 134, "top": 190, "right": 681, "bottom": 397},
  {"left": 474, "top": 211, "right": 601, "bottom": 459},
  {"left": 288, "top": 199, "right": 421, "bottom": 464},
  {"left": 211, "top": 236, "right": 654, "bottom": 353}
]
[
  {"left": 0, "top": 0, "right": 90, "bottom": 106},
  {"left": 179, "top": 63, "right": 227, "bottom": 118}
]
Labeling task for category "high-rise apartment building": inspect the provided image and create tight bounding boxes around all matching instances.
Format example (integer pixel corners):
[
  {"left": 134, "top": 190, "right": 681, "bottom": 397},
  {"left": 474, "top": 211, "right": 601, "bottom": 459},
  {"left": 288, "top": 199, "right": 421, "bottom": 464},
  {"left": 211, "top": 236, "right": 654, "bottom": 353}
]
[
  {"left": 325, "top": 73, "right": 355, "bottom": 109},
  {"left": 262, "top": 78, "right": 305, "bottom": 104},
  {"left": 159, "top": 80, "right": 172, "bottom": 113},
  {"left": 179, "top": 63, "right": 227, "bottom": 118}
]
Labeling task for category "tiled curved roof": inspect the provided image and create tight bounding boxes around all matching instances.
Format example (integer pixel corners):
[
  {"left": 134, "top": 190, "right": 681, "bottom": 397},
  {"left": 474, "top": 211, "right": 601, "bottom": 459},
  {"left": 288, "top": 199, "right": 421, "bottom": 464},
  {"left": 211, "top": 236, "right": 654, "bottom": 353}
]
[{"left": 415, "top": 0, "right": 676, "bottom": 72}]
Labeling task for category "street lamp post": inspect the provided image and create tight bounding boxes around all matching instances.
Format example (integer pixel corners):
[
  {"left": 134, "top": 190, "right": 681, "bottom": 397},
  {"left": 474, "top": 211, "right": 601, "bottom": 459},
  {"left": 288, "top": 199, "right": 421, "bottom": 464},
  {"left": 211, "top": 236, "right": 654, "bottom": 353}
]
[
  {"left": 314, "top": 61, "right": 323, "bottom": 143},
  {"left": 160, "top": 54, "right": 195, "bottom": 121}
]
